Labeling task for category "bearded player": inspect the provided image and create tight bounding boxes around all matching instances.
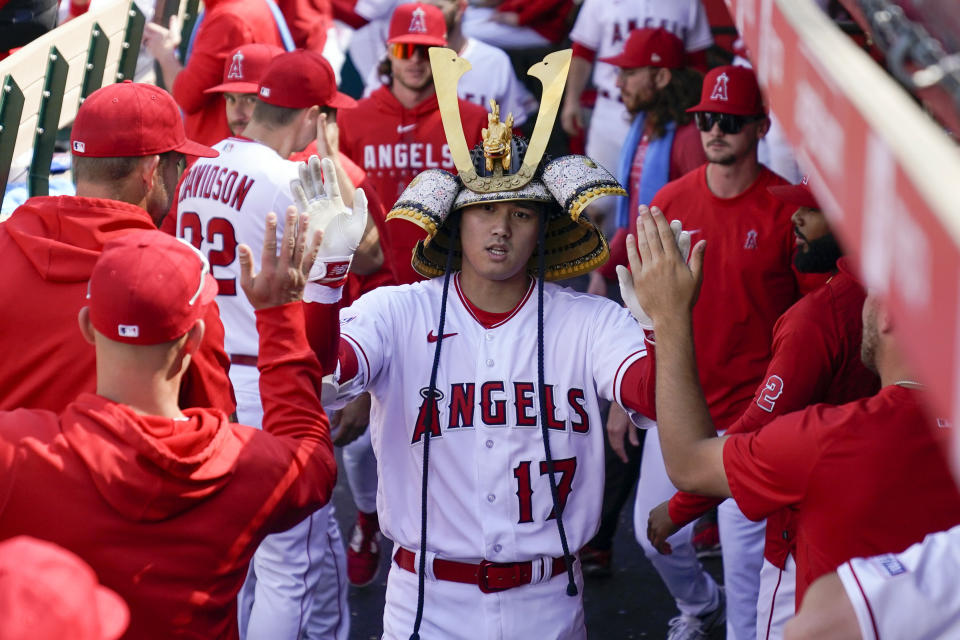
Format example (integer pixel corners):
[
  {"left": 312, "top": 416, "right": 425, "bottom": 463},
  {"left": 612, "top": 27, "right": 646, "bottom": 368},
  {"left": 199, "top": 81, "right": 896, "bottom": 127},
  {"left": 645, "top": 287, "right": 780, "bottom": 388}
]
[
  {"left": 300, "top": 48, "right": 660, "bottom": 639},
  {"left": 646, "top": 178, "right": 880, "bottom": 640}
]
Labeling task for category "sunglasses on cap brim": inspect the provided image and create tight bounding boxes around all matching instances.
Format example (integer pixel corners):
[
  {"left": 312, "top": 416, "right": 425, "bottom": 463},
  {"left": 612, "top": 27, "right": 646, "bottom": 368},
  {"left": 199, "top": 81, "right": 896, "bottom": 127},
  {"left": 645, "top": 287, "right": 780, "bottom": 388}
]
[
  {"left": 694, "top": 112, "right": 765, "bottom": 135},
  {"left": 390, "top": 43, "right": 431, "bottom": 60}
]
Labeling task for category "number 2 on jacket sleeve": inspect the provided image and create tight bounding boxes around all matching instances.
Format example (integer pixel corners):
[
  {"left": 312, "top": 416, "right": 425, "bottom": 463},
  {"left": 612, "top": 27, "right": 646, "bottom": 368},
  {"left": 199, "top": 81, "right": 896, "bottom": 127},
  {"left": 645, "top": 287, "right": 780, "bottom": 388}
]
[{"left": 756, "top": 375, "right": 784, "bottom": 413}]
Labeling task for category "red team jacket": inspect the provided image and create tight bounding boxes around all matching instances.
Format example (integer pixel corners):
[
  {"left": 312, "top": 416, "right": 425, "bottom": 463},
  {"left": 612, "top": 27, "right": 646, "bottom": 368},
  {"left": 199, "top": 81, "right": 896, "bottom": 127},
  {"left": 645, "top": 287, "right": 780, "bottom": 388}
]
[
  {"left": 0, "top": 304, "right": 336, "bottom": 639},
  {"left": 0, "top": 196, "right": 234, "bottom": 415},
  {"left": 723, "top": 385, "right": 960, "bottom": 605},
  {"left": 668, "top": 259, "right": 881, "bottom": 568},
  {"left": 172, "top": 0, "right": 285, "bottom": 146},
  {"left": 338, "top": 86, "right": 488, "bottom": 283},
  {"left": 651, "top": 165, "right": 799, "bottom": 429}
]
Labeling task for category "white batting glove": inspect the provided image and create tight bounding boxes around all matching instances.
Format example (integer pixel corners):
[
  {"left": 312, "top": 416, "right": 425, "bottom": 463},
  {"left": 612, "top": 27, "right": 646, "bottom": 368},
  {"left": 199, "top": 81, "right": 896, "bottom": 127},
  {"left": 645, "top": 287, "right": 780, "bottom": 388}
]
[
  {"left": 291, "top": 155, "right": 368, "bottom": 287},
  {"left": 616, "top": 219, "right": 691, "bottom": 330}
]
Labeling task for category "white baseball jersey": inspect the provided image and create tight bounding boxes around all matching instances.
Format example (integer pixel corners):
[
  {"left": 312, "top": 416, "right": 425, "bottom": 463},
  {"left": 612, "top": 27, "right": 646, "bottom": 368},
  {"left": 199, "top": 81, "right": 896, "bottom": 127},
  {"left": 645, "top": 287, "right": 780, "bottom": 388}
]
[
  {"left": 361, "top": 36, "right": 538, "bottom": 126},
  {"left": 457, "top": 38, "right": 538, "bottom": 125},
  {"left": 570, "top": 0, "right": 714, "bottom": 174},
  {"left": 570, "top": 0, "right": 713, "bottom": 101},
  {"left": 175, "top": 137, "right": 297, "bottom": 359},
  {"left": 838, "top": 525, "right": 960, "bottom": 640},
  {"left": 329, "top": 274, "right": 649, "bottom": 562}
]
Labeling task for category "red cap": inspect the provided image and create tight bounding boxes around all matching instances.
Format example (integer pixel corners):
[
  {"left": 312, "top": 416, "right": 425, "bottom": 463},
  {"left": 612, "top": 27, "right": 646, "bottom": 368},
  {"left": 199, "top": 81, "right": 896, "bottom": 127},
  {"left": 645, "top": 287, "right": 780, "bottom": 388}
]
[
  {"left": 387, "top": 3, "right": 446, "bottom": 46},
  {"left": 768, "top": 175, "right": 820, "bottom": 209},
  {"left": 71, "top": 82, "right": 218, "bottom": 158},
  {"left": 88, "top": 230, "right": 218, "bottom": 345},
  {"left": 206, "top": 43, "right": 285, "bottom": 95},
  {"left": 257, "top": 49, "right": 357, "bottom": 110},
  {"left": 687, "top": 65, "right": 765, "bottom": 116},
  {"left": 599, "top": 28, "right": 685, "bottom": 69},
  {"left": 0, "top": 536, "right": 129, "bottom": 640}
]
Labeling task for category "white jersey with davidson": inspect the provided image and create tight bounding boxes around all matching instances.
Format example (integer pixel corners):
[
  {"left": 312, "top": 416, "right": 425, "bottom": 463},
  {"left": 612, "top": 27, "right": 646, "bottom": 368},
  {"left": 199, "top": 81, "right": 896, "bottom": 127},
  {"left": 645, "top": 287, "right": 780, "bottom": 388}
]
[{"left": 176, "top": 136, "right": 297, "bottom": 359}]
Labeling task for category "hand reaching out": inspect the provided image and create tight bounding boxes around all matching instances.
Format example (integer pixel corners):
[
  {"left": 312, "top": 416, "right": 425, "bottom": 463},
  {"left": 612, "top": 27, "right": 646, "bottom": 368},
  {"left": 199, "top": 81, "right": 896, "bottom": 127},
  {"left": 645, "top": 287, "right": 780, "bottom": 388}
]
[
  {"left": 617, "top": 208, "right": 693, "bottom": 329},
  {"left": 290, "top": 155, "right": 369, "bottom": 286},
  {"left": 647, "top": 500, "right": 681, "bottom": 555},
  {"left": 624, "top": 205, "right": 705, "bottom": 329},
  {"left": 238, "top": 206, "right": 322, "bottom": 309}
]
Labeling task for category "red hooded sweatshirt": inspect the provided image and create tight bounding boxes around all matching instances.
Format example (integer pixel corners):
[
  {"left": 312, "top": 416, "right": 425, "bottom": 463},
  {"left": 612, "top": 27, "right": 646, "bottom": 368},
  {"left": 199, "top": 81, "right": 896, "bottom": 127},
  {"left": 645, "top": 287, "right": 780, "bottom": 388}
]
[
  {"left": 338, "top": 86, "right": 488, "bottom": 284},
  {"left": 172, "top": 0, "right": 285, "bottom": 146},
  {"left": 0, "top": 303, "right": 336, "bottom": 639},
  {"left": 0, "top": 196, "right": 234, "bottom": 415}
]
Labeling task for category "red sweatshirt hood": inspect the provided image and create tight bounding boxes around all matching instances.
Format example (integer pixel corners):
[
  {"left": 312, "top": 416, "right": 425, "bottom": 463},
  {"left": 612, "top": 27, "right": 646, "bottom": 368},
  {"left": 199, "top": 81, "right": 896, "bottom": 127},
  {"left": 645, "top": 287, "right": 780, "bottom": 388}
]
[
  {"left": 4, "top": 196, "right": 155, "bottom": 283},
  {"left": 371, "top": 85, "right": 442, "bottom": 118},
  {"left": 61, "top": 394, "right": 246, "bottom": 522}
]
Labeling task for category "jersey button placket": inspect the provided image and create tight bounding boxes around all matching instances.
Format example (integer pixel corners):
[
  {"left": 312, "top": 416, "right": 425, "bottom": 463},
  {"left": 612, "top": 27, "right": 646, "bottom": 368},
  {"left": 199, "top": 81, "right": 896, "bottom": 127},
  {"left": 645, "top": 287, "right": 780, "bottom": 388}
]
[{"left": 476, "top": 328, "right": 510, "bottom": 561}]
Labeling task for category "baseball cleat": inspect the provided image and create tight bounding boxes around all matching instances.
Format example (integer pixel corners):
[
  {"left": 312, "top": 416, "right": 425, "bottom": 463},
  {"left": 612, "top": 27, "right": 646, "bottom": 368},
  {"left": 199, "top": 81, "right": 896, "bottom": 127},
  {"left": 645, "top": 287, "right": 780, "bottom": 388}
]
[{"left": 347, "top": 510, "right": 382, "bottom": 587}]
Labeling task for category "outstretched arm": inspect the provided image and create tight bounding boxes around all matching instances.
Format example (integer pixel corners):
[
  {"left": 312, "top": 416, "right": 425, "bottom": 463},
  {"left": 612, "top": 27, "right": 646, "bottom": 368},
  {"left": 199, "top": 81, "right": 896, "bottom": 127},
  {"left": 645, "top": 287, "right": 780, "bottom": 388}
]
[
  {"left": 627, "top": 206, "right": 730, "bottom": 497},
  {"left": 237, "top": 206, "right": 338, "bottom": 517}
]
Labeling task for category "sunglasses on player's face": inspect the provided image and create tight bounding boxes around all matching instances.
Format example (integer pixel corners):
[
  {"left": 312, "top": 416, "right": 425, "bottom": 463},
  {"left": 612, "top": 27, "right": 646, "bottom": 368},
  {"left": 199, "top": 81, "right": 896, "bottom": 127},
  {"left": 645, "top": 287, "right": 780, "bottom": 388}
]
[
  {"left": 390, "top": 43, "right": 431, "bottom": 60},
  {"left": 694, "top": 111, "right": 764, "bottom": 135}
]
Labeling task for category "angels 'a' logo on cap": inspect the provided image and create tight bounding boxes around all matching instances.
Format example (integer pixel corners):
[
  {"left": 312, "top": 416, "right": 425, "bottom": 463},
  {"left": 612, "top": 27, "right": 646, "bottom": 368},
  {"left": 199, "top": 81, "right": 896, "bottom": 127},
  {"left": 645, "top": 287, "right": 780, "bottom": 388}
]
[
  {"left": 408, "top": 6, "right": 427, "bottom": 33},
  {"left": 72, "top": 141, "right": 85, "bottom": 153},
  {"left": 260, "top": 86, "right": 271, "bottom": 98},
  {"left": 710, "top": 72, "right": 729, "bottom": 102},
  {"left": 800, "top": 175, "right": 809, "bottom": 185},
  {"left": 227, "top": 52, "right": 244, "bottom": 80}
]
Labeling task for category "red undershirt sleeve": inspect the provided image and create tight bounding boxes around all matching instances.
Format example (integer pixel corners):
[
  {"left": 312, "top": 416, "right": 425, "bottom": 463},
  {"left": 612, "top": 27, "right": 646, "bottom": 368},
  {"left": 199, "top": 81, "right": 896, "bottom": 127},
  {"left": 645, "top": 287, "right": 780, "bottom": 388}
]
[
  {"left": 618, "top": 347, "right": 656, "bottom": 421},
  {"left": 571, "top": 42, "right": 597, "bottom": 63},
  {"left": 304, "top": 301, "right": 360, "bottom": 381}
]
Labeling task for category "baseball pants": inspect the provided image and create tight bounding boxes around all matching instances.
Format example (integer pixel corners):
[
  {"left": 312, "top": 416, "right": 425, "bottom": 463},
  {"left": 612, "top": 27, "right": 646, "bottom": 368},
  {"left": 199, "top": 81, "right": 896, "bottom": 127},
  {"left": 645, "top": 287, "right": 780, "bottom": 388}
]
[
  {"left": 633, "top": 426, "right": 722, "bottom": 618},
  {"left": 381, "top": 552, "right": 586, "bottom": 640},
  {"left": 756, "top": 555, "right": 796, "bottom": 640},
  {"left": 718, "top": 499, "right": 766, "bottom": 640},
  {"left": 231, "top": 365, "right": 349, "bottom": 640},
  {"left": 342, "top": 427, "right": 378, "bottom": 514}
]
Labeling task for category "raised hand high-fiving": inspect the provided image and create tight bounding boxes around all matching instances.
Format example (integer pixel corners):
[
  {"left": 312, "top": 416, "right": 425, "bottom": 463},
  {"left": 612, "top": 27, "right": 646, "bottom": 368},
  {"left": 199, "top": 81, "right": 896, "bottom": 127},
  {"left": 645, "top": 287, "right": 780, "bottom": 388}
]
[
  {"left": 238, "top": 206, "right": 323, "bottom": 310},
  {"left": 616, "top": 206, "right": 694, "bottom": 330},
  {"left": 290, "top": 155, "right": 368, "bottom": 287},
  {"left": 624, "top": 205, "right": 706, "bottom": 330}
]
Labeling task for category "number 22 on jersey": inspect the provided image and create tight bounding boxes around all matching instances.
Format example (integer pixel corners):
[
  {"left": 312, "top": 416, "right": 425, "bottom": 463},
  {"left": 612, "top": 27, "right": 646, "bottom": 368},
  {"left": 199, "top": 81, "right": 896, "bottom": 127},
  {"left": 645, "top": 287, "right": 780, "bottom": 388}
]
[{"left": 179, "top": 211, "right": 239, "bottom": 295}]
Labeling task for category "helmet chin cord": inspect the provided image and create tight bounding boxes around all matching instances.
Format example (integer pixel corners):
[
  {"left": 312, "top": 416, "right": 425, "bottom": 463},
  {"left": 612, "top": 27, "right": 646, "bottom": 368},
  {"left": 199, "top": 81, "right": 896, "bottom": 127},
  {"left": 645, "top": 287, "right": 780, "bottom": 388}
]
[
  {"left": 410, "top": 215, "right": 459, "bottom": 640},
  {"left": 535, "top": 210, "right": 578, "bottom": 597}
]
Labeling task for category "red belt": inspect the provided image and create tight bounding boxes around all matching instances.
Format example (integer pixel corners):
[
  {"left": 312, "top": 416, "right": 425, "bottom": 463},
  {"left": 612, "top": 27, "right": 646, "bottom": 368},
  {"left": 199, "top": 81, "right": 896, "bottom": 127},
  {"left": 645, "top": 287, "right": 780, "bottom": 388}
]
[
  {"left": 393, "top": 547, "right": 571, "bottom": 594},
  {"left": 230, "top": 354, "right": 258, "bottom": 367}
]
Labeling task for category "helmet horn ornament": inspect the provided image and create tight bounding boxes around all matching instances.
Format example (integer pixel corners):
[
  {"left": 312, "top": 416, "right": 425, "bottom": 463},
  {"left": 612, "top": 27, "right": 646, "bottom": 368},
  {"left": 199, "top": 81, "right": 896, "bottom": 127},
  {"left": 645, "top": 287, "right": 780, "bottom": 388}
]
[{"left": 428, "top": 47, "right": 572, "bottom": 193}]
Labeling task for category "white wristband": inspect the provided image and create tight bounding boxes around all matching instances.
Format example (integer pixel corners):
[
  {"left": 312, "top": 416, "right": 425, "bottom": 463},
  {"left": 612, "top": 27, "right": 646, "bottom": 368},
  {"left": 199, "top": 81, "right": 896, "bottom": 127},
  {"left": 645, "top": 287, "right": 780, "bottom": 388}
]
[{"left": 304, "top": 281, "right": 344, "bottom": 304}]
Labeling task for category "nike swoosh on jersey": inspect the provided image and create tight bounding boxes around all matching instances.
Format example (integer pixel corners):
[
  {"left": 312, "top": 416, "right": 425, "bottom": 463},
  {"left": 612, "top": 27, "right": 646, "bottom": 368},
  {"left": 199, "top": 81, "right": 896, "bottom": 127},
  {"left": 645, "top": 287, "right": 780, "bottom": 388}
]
[
  {"left": 427, "top": 330, "right": 458, "bottom": 343},
  {"left": 397, "top": 124, "right": 417, "bottom": 134}
]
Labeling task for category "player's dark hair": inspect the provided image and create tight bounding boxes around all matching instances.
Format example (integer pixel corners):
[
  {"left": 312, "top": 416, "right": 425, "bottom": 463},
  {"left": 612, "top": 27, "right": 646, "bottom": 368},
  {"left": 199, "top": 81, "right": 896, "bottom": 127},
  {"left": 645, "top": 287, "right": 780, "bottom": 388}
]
[
  {"left": 377, "top": 57, "right": 393, "bottom": 85},
  {"left": 252, "top": 100, "right": 303, "bottom": 128},
  {"left": 72, "top": 155, "right": 141, "bottom": 184},
  {"left": 535, "top": 209, "right": 578, "bottom": 598},
  {"left": 646, "top": 67, "right": 703, "bottom": 140},
  {"left": 410, "top": 210, "right": 460, "bottom": 640}
]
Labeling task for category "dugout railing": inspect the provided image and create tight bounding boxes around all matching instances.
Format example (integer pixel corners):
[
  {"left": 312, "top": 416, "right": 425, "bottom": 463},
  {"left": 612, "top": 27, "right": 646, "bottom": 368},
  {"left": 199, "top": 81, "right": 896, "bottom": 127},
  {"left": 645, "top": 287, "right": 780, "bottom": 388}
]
[{"left": 724, "top": 0, "right": 960, "bottom": 428}]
